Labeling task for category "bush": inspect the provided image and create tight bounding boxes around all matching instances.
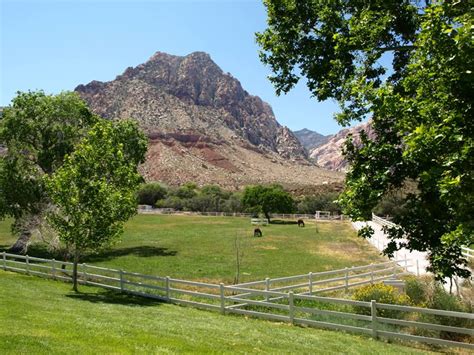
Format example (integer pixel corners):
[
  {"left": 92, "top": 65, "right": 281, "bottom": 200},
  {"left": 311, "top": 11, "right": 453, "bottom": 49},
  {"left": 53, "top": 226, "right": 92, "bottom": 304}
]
[
  {"left": 296, "top": 193, "right": 341, "bottom": 214},
  {"left": 421, "top": 284, "right": 473, "bottom": 341},
  {"left": 352, "top": 283, "right": 411, "bottom": 318},
  {"left": 404, "top": 276, "right": 428, "bottom": 306},
  {"left": 155, "top": 196, "right": 186, "bottom": 211},
  {"left": 137, "top": 183, "right": 167, "bottom": 206}
]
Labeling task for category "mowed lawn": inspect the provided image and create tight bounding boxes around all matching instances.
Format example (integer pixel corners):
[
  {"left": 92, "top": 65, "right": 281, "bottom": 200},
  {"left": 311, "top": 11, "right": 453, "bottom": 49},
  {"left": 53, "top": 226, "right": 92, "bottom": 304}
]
[
  {"left": 0, "top": 215, "right": 386, "bottom": 284},
  {"left": 0, "top": 271, "right": 434, "bottom": 354}
]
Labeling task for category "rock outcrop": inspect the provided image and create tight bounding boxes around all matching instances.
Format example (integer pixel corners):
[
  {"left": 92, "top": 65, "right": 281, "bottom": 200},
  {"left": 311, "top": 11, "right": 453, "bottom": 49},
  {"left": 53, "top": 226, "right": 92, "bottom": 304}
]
[
  {"left": 75, "top": 51, "right": 341, "bottom": 189},
  {"left": 309, "top": 121, "right": 373, "bottom": 171},
  {"left": 294, "top": 128, "right": 331, "bottom": 152}
]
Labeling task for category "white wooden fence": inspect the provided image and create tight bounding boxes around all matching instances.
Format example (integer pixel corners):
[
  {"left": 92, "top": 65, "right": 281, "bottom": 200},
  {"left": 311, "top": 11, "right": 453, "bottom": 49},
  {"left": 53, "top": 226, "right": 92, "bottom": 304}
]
[
  {"left": 462, "top": 246, "right": 474, "bottom": 261},
  {"left": 373, "top": 213, "right": 474, "bottom": 263},
  {"left": 1, "top": 251, "right": 472, "bottom": 350},
  {"left": 139, "top": 210, "right": 345, "bottom": 220}
]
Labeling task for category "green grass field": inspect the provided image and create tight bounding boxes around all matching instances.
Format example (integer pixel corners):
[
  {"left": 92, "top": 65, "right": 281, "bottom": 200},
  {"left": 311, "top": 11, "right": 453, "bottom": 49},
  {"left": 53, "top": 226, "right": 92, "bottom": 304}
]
[
  {"left": 0, "top": 215, "right": 385, "bottom": 284},
  {"left": 0, "top": 271, "right": 435, "bottom": 354}
]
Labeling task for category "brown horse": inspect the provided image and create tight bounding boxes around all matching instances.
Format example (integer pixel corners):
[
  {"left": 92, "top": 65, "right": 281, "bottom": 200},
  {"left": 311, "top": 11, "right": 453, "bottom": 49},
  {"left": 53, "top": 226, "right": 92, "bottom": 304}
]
[
  {"left": 297, "top": 219, "right": 305, "bottom": 227},
  {"left": 254, "top": 228, "right": 263, "bottom": 237}
]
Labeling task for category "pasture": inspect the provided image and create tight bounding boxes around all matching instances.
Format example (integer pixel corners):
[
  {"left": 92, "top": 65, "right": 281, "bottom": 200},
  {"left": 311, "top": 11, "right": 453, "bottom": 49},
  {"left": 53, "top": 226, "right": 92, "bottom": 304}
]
[
  {"left": 0, "top": 271, "right": 435, "bottom": 354},
  {"left": 0, "top": 215, "right": 385, "bottom": 284}
]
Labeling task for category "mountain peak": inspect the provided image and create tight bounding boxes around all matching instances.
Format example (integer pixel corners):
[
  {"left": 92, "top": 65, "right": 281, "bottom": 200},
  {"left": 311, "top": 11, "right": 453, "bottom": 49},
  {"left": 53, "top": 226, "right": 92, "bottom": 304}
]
[
  {"left": 293, "top": 128, "right": 331, "bottom": 151},
  {"left": 72, "top": 50, "right": 328, "bottom": 188}
]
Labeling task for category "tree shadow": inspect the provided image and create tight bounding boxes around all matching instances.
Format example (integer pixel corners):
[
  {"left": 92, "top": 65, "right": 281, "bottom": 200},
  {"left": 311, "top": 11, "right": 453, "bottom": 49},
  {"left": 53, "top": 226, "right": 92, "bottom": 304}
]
[
  {"left": 1, "top": 245, "right": 178, "bottom": 263},
  {"left": 84, "top": 246, "right": 177, "bottom": 263},
  {"left": 270, "top": 219, "right": 298, "bottom": 225},
  {"left": 0, "top": 244, "right": 11, "bottom": 252},
  {"left": 66, "top": 289, "right": 163, "bottom": 307}
]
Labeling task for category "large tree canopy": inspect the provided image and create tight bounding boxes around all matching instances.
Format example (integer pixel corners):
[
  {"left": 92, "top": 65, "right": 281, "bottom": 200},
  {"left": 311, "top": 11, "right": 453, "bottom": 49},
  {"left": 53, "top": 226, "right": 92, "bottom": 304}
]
[
  {"left": 257, "top": 1, "right": 473, "bottom": 280},
  {"left": 46, "top": 119, "right": 147, "bottom": 291},
  {"left": 242, "top": 184, "right": 294, "bottom": 222},
  {"left": 0, "top": 91, "right": 98, "bottom": 253}
]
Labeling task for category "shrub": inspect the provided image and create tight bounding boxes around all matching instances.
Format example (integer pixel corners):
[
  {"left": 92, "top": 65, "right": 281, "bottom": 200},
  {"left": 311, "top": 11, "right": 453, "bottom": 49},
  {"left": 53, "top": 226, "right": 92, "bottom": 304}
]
[
  {"left": 421, "top": 284, "right": 473, "bottom": 341},
  {"left": 296, "top": 193, "right": 341, "bottom": 214},
  {"left": 404, "top": 276, "right": 428, "bottom": 306},
  {"left": 137, "top": 183, "right": 167, "bottom": 206},
  {"left": 352, "top": 283, "right": 411, "bottom": 318}
]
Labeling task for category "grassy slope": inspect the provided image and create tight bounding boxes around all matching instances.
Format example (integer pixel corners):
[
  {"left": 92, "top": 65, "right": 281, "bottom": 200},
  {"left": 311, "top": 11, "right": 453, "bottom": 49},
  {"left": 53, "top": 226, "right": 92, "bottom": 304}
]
[
  {"left": 0, "top": 215, "right": 385, "bottom": 283},
  {"left": 0, "top": 271, "right": 433, "bottom": 354}
]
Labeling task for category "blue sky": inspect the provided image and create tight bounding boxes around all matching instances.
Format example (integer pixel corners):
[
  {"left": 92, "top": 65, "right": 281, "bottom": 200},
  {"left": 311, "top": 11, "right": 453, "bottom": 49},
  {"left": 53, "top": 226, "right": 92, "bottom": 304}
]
[{"left": 1, "top": 0, "right": 344, "bottom": 135}]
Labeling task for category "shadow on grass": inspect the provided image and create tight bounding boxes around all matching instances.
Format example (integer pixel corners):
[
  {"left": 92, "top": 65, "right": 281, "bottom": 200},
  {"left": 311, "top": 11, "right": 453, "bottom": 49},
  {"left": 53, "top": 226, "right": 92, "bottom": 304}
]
[
  {"left": 2, "top": 245, "right": 178, "bottom": 263},
  {"left": 84, "top": 246, "right": 177, "bottom": 263},
  {"left": 270, "top": 219, "right": 298, "bottom": 225},
  {"left": 0, "top": 244, "right": 11, "bottom": 252},
  {"left": 66, "top": 289, "right": 164, "bottom": 307}
]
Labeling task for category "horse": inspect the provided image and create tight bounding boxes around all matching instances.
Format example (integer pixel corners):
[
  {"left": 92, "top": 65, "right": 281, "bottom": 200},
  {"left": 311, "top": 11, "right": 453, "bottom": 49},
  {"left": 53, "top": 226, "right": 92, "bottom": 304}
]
[
  {"left": 297, "top": 219, "right": 305, "bottom": 227},
  {"left": 254, "top": 228, "right": 263, "bottom": 237}
]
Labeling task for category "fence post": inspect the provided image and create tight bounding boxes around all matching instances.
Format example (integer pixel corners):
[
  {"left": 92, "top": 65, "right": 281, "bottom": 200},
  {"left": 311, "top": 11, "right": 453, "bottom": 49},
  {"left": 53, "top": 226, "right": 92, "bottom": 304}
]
[
  {"left": 392, "top": 260, "right": 397, "bottom": 278},
  {"left": 26, "top": 255, "right": 30, "bottom": 275},
  {"left": 2, "top": 251, "right": 6, "bottom": 271},
  {"left": 82, "top": 263, "right": 87, "bottom": 284},
  {"left": 119, "top": 270, "right": 124, "bottom": 291},
  {"left": 51, "top": 259, "right": 56, "bottom": 279},
  {"left": 371, "top": 300, "right": 378, "bottom": 339},
  {"left": 166, "top": 276, "right": 171, "bottom": 301},
  {"left": 370, "top": 263, "right": 374, "bottom": 284},
  {"left": 220, "top": 283, "right": 225, "bottom": 314},
  {"left": 265, "top": 278, "right": 270, "bottom": 301},
  {"left": 308, "top": 272, "right": 313, "bottom": 295},
  {"left": 289, "top": 291, "right": 294, "bottom": 324},
  {"left": 404, "top": 254, "right": 408, "bottom": 272},
  {"left": 344, "top": 267, "right": 349, "bottom": 291},
  {"left": 416, "top": 259, "right": 420, "bottom": 277}
]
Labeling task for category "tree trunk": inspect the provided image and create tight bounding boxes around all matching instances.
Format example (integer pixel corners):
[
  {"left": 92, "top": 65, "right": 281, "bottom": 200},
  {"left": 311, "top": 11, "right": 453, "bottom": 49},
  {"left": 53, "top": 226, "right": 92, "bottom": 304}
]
[
  {"left": 264, "top": 211, "right": 271, "bottom": 223},
  {"left": 72, "top": 249, "right": 79, "bottom": 292},
  {"left": 9, "top": 213, "right": 42, "bottom": 254},
  {"left": 9, "top": 229, "right": 32, "bottom": 254}
]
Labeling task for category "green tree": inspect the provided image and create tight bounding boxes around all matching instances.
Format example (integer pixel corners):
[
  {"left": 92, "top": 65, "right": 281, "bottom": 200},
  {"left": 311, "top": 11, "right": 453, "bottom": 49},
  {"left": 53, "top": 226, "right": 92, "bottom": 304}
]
[
  {"left": 242, "top": 184, "right": 294, "bottom": 222},
  {"left": 297, "top": 193, "right": 341, "bottom": 215},
  {"left": 257, "top": 1, "right": 472, "bottom": 279},
  {"left": 0, "top": 91, "right": 97, "bottom": 253},
  {"left": 46, "top": 120, "right": 147, "bottom": 291},
  {"left": 137, "top": 182, "right": 168, "bottom": 206}
]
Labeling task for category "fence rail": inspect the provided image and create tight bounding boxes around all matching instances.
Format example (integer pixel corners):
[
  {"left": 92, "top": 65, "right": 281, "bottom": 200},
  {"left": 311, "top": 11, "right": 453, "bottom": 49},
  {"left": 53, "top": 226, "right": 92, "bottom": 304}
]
[
  {"left": 138, "top": 209, "right": 348, "bottom": 220},
  {"left": 1, "top": 251, "right": 472, "bottom": 350},
  {"left": 461, "top": 246, "right": 474, "bottom": 261},
  {"left": 373, "top": 214, "right": 474, "bottom": 263}
]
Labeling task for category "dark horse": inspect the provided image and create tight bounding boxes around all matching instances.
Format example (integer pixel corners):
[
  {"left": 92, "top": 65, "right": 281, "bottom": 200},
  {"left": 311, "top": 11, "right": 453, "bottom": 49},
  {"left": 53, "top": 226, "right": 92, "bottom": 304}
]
[
  {"left": 254, "top": 228, "right": 263, "bottom": 237},
  {"left": 297, "top": 219, "right": 305, "bottom": 227}
]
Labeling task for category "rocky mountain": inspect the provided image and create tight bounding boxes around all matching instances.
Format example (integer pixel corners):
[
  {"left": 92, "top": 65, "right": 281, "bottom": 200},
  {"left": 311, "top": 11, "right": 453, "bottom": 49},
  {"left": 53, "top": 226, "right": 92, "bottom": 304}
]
[
  {"left": 309, "top": 121, "right": 373, "bottom": 171},
  {"left": 75, "top": 51, "right": 342, "bottom": 189},
  {"left": 293, "top": 128, "right": 331, "bottom": 152}
]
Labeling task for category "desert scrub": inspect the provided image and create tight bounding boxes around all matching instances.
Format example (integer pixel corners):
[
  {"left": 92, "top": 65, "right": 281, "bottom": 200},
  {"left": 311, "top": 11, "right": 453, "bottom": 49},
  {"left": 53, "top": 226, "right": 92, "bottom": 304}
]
[{"left": 352, "top": 283, "right": 411, "bottom": 318}]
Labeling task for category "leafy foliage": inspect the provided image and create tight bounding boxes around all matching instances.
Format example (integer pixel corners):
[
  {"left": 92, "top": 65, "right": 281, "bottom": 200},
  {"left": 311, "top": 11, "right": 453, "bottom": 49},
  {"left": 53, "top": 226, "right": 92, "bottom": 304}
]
[
  {"left": 137, "top": 183, "right": 168, "bottom": 206},
  {"left": 352, "top": 283, "right": 410, "bottom": 319},
  {"left": 0, "top": 91, "right": 98, "bottom": 253},
  {"left": 0, "top": 91, "right": 97, "bottom": 220},
  {"left": 241, "top": 184, "right": 294, "bottom": 221},
  {"left": 257, "top": 1, "right": 473, "bottom": 280},
  {"left": 296, "top": 193, "right": 341, "bottom": 214},
  {"left": 46, "top": 119, "right": 147, "bottom": 290}
]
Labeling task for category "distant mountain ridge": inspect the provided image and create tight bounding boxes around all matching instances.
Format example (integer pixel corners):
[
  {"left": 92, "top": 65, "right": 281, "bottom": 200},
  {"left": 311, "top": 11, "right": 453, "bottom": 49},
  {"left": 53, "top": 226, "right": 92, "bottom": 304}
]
[
  {"left": 75, "top": 51, "right": 342, "bottom": 189},
  {"left": 308, "top": 121, "right": 373, "bottom": 171},
  {"left": 293, "top": 128, "right": 331, "bottom": 151}
]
